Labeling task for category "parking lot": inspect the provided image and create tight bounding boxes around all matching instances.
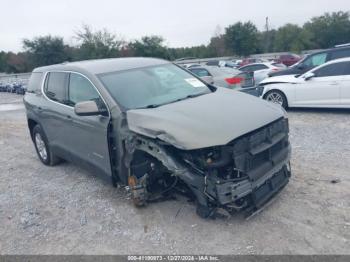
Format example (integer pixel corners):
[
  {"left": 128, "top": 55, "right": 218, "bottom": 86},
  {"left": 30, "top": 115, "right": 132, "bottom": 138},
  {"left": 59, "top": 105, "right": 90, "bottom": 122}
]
[{"left": 0, "top": 92, "right": 349, "bottom": 254}]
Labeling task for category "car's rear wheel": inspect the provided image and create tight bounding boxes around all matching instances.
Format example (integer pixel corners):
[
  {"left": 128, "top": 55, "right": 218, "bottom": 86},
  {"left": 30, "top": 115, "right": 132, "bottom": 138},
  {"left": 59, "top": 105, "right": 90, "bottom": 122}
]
[
  {"left": 264, "top": 90, "right": 288, "bottom": 109},
  {"left": 32, "top": 125, "right": 61, "bottom": 166}
]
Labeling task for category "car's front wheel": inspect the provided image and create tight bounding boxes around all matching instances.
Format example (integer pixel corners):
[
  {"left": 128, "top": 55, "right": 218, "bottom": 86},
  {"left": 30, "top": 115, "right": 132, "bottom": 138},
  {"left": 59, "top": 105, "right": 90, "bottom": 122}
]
[
  {"left": 264, "top": 90, "right": 288, "bottom": 109},
  {"left": 32, "top": 125, "right": 61, "bottom": 166}
]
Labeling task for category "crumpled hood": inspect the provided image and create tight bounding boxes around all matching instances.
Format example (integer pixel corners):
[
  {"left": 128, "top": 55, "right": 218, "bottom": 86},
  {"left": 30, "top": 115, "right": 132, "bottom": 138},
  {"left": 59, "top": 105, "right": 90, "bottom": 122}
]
[
  {"left": 127, "top": 88, "right": 285, "bottom": 150},
  {"left": 260, "top": 74, "right": 299, "bottom": 85}
]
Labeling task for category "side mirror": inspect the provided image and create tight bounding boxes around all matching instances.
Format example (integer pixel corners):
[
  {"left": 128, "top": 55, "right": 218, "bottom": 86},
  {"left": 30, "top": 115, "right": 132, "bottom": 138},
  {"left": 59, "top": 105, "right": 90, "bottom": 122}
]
[
  {"left": 303, "top": 72, "right": 315, "bottom": 81},
  {"left": 74, "top": 100, "right": 106, "bottom": 116}
]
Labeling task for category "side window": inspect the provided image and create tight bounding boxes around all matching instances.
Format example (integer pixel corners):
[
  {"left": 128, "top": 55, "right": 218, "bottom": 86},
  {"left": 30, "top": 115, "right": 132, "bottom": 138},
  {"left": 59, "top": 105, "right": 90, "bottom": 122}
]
[
  {"left": 240, "top": 65, "right": 253, "bottom": 72},
  {"left": 304, "top": 53, "right": 327, "bottom": 67},
  {"left": 314, "top": 62, "right": 348, "bottom": 77},
  {"left": 330, "top": 49, "right": 350, "bottom": 60},
  {"left": 27, "top": 72, "right": 43, "bottom": 93},
  {"left": 68, "top": 73, "right": 100, "bottom": 106},
  {"left": 45, "top": 72, "right": 68, "bottom": 103},
  {"left": 253, "top": 64, "right": 268, "bottom": 70}
]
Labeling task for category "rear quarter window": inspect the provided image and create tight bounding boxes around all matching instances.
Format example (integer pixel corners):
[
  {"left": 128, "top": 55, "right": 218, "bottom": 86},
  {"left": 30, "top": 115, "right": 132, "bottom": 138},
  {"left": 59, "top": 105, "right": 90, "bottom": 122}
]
[
  {"left": 44, "top": 72, "right": 69, "bottom": 103},
  {"left": 27, "top": 72, "right": 43, "bottom": 93}
]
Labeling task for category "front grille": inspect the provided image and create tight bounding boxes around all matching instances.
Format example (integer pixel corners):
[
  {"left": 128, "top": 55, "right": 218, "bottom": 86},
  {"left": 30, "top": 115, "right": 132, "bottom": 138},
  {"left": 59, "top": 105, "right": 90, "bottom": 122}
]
[{"left": 231, "top": 118, "right": 290, "bottom": 182}]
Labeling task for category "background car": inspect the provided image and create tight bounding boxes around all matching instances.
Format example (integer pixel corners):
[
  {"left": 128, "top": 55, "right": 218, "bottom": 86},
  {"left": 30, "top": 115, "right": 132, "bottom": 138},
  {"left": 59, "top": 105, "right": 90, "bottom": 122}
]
[
  {"left": 205, "top": 60, "right": 228, "bottom": 67},
  {"left": 12, "top": 83, "right": 22, "bottom": 93},
  {"left": 276, "top": 54, "right": 301, "bottom": 66},
  {"left": 269, "top": 45, "right": 350, "bottom": 77},
  {"left": 239, "top": 58, "right": 265, "bottom": 67},
  {"left": 224, "top": 60, "right": 241, "bottom": 68},
  {"left": 239, "top": 62, "right": 286, "bottom": 84},
  {"left": 186, "top": 66, "right": 214, "bottom": 84},
  {"left": 259, "top": 57, "right": 350, "bottom": 108},
  {"left": 189, "top": 66, "right": 244, "bottom": 89},
  {"left": 0, "top": 83, "right": 5, "bottom": 92},
  {"left": 6, "top": 83, "right": 14, "bottom": 92},
  {"left": 181, "top": 63, "right": 201, "bottom": 69},
  {"left": 16, "top": 84, "right": 27, "bottom": 94}
]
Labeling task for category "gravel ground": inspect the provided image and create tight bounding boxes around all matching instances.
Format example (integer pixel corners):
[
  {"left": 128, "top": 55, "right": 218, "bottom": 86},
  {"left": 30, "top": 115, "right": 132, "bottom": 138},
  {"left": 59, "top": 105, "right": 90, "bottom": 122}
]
[{"left": 0, "top": 92, "right": 349, "bottom": 255}]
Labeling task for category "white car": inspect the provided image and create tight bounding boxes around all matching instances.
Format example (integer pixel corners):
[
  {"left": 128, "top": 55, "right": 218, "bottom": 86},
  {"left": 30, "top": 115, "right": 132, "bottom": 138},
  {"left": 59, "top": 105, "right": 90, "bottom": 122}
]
[
  {"left": 259, "top": 58, "right": 350, "bottom": 108},
  {"left": 239, "top": 62, "right": 286, "bottom": 84}
]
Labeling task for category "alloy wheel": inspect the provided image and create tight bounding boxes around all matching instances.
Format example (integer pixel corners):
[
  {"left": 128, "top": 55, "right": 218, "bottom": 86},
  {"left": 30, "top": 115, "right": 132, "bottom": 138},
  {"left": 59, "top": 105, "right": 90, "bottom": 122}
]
[{"left": 35, "top": 133, "right": 48, "bottom": 161}]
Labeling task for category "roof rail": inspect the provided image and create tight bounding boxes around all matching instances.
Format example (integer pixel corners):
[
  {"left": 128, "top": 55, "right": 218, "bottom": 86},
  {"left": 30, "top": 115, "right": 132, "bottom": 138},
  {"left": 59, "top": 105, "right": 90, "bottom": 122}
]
[{"left": 334, "top": 43, "right": 350, "bottom": 48}]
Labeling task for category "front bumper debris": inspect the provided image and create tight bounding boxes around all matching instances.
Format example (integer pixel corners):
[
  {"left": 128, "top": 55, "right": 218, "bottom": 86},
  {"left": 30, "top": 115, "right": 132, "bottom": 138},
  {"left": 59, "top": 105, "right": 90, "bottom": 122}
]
[{"left": 208, "top": 157, "right": 291, "bottom": 207}]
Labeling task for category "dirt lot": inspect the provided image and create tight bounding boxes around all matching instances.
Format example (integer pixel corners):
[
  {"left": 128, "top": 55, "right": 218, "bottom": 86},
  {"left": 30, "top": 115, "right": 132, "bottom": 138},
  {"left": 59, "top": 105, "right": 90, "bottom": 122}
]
[{"left": 0, "top": 92, "right": 349, "bottom": 255}]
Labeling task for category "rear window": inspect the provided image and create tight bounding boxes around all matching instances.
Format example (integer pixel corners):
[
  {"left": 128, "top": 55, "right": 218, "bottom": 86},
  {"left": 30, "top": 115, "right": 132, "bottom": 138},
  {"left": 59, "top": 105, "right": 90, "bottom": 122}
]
[
  {"left": 27, "top": 72, "right": 43, "bottom": 93},
  {"left": 190, "top": 68, "right": 211, "bottom": 77}
]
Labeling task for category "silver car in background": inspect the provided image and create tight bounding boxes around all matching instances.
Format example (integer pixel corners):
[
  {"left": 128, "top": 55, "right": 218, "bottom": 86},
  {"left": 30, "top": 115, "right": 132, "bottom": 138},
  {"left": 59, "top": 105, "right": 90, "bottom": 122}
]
[
  {"left": 188, "top": 66, "right": 244, "bottom": 88},
  {"left": 239, "top": 62, "right": 287, "bottom": 84}
]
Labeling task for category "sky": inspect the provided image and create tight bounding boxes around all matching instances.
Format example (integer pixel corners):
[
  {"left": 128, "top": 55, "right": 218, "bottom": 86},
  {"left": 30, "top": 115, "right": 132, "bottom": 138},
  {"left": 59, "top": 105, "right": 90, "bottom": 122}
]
[{"left": 0, "top": 0, "right": 349, "bottom": 52}]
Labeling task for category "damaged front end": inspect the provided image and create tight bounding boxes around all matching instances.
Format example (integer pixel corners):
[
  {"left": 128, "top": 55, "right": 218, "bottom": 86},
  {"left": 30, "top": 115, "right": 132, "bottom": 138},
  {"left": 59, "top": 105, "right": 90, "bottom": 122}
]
[{"left": 123, "top": 117, "right": 291, "bottom": 218}]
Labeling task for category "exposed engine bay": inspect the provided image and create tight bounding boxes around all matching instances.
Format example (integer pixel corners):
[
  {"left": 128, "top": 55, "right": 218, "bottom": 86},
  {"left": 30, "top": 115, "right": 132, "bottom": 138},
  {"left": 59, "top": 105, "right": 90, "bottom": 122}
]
[{"left": 121, "top": 117, "right": 291, "bottom": 218}]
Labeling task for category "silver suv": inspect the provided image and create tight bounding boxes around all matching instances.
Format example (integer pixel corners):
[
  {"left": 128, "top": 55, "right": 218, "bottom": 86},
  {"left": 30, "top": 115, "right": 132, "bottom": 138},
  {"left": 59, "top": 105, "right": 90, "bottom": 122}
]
[{"left": 24, "top": 57, "right": 291, "bottom": 218}]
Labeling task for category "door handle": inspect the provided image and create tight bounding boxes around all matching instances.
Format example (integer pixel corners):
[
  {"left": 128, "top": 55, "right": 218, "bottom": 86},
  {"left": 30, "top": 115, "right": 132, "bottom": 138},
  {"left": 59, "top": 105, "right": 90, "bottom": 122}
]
[
  {"left": 330, "top": 82, "right": 338, "bottom": 85},
  {"left": 66, "top": 115, "right": 72, "bottom": 119}
]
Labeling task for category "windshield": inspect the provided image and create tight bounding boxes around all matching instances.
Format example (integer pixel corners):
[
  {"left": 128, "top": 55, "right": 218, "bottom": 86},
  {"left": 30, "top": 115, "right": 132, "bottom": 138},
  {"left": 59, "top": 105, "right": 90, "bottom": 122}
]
[{"left": 98, "top": 64, "right": 211, "bottom": 110}]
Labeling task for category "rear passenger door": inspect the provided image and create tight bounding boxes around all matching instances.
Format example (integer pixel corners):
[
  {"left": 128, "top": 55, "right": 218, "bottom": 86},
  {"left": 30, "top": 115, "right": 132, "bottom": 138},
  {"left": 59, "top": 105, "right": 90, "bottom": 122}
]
[
  {"left": 64, "top": 72, "right": 112, "bottom": 176},
  {"left": 42, "top": 72, "right": 71, "bottom": 153}
]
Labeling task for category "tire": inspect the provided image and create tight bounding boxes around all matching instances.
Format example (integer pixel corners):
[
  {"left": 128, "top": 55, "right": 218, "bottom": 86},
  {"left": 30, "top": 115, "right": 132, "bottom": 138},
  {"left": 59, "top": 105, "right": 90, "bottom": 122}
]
[
  {"left": 264, "top": 90, "right": 288, "bottom": 109},
  {"left": 32, "top": 125, "right": 61, "bottom": 166},
  {"left": 196, "top": 204, "right": 215, "bottom": 219}
]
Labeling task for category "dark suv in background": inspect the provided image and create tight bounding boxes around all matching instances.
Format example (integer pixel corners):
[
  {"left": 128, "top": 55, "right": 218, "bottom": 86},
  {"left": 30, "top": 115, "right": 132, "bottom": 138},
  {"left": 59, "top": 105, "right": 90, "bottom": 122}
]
[{"left": 269, "top": 45, "right": 350, "bottom": 77}]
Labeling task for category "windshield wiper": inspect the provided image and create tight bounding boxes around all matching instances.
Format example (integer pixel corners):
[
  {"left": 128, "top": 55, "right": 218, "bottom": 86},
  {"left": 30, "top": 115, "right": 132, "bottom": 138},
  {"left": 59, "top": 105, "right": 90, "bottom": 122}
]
[
  {"left": 145, "top": 104, "right": 161, "bottom": 108},
  {"left": 138, "top": 92, "right": 208, "bottom": 109},
  {"left": 174, "top": 92, "right": 208, "bottom": 102}
]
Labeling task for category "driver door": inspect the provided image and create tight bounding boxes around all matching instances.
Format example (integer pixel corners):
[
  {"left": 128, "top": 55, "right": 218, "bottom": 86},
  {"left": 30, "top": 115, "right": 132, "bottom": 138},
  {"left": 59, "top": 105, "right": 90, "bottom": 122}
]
[
  {"left": 294, "top": 63, "right": 343, "bottom": 107},
  {"left": 64, "top": 73, "right": 112, "bottom": 176}
]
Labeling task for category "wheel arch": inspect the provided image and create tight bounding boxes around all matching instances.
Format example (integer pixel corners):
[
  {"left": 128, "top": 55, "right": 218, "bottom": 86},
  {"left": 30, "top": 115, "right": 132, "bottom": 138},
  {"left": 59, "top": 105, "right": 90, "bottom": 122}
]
[{"left": 27, "top": 118, "right": 38, "bottom": 141}]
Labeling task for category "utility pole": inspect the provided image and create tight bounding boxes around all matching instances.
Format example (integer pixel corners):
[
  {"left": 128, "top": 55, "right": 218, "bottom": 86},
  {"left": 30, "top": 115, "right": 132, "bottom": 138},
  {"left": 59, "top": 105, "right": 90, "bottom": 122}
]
[{"left": 265, "top": 16, "right": 270, "bottom": 53}]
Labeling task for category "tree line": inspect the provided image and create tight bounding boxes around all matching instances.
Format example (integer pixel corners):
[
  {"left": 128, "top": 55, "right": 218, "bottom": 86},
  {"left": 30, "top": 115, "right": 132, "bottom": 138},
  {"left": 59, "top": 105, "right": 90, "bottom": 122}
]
[{"left": 0, "top": 11, "right": 349, "bottom": 73}]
